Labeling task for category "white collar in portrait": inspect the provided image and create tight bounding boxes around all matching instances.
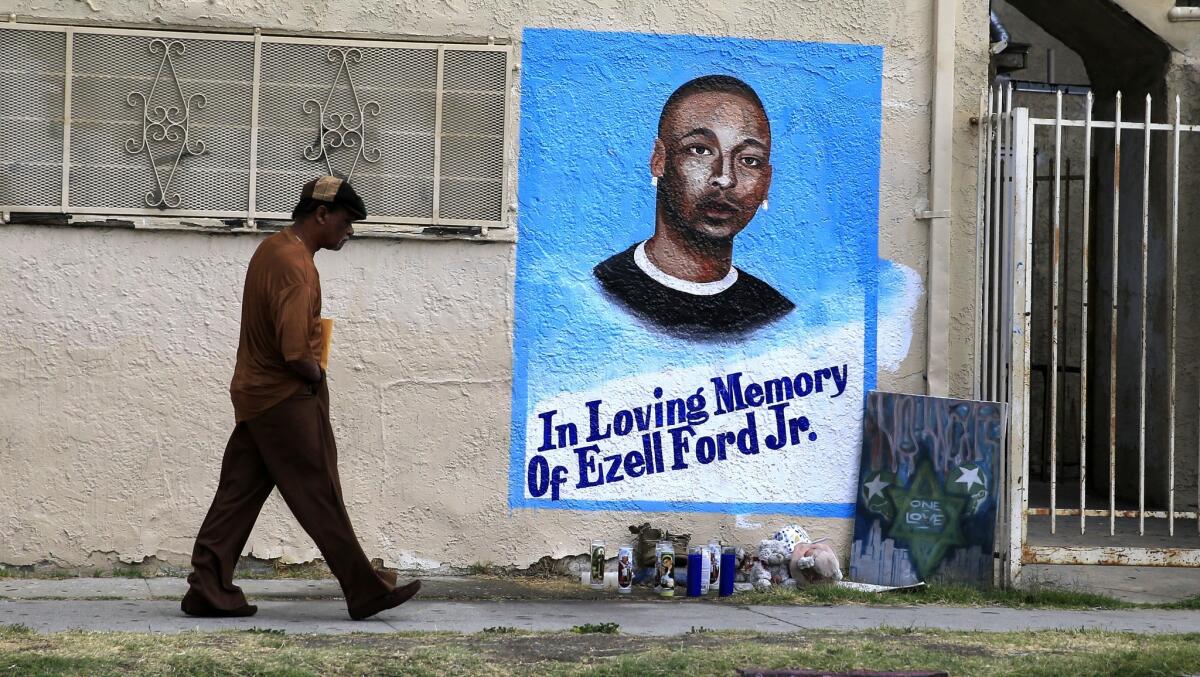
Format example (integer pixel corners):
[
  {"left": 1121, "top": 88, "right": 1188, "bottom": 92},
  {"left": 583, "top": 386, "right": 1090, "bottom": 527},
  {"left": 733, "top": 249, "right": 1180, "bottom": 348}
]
[{"left": 633, "top": 240, "right": 739, "bottom": 296}]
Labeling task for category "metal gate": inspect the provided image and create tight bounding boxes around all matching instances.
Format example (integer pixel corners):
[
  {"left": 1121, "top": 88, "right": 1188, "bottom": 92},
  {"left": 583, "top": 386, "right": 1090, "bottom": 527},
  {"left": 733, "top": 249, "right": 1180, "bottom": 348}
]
[{"left": 979, "top": 86, "right": 1200, "bottom": 584}]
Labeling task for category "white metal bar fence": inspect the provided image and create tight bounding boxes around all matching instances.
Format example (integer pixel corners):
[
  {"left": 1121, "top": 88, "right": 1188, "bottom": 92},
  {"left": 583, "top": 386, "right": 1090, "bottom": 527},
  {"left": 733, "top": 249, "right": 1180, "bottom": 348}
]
[
  {"left": 980, "top": 87, "right": 1200, "bottom": 577},
  {"left": 1080, "top": 90, "right": 1092, "bottom": 536},
  {"left": 1049, "top": 89, "right": 1062, "bottom": 534},
  {"left": 1139, "top": 95, "right": 1151, "bottom": 537},
  {"left": 1109, "top": 92, "right": 1122, "bottom": 539}
]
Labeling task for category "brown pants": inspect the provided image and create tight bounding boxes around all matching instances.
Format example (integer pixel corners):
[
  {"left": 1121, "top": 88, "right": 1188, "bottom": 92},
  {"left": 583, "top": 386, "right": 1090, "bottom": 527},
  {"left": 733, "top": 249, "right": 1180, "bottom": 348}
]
[{"left": 185, "top": 378, "right": 390, "bottom": 612}]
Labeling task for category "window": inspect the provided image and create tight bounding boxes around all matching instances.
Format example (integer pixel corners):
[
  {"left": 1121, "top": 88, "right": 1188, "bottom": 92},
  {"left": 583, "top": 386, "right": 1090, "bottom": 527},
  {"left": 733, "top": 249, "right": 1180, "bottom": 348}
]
[{"left": 0, "top": 23, "right": 513, "bottom": 229}]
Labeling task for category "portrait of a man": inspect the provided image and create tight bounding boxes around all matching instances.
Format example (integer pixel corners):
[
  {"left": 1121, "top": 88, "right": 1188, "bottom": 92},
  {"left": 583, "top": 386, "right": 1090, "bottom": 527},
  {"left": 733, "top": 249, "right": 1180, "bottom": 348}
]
[{"left": 594, "top": 75, "right": 795, "bottom": 338}]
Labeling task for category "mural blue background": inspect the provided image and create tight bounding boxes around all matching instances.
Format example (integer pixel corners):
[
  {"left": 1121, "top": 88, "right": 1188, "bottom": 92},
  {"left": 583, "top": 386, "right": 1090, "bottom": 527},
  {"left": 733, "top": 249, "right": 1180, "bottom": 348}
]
[{"left": 510, "top": 28, "right": 884, "bottom": 514}]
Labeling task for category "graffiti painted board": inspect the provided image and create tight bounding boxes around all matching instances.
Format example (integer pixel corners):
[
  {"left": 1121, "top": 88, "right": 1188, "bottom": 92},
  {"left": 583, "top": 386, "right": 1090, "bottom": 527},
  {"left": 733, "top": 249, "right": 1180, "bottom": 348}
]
[
  {"left": 510, "top": 28, "right": 885, "bottom": 515},
  {"left": 850, "top": 392, "right": 1008, "bottom": 587}
]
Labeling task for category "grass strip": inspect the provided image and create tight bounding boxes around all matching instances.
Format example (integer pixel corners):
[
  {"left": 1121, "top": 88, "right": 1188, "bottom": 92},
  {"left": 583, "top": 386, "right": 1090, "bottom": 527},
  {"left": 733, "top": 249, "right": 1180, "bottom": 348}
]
[{"left": 2, "top": 624, "right": 1199, "bottom": 676}]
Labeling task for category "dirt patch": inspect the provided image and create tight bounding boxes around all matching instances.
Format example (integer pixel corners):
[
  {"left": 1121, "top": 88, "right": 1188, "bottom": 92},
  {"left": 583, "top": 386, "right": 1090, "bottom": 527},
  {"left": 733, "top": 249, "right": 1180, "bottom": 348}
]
[
  {"left": 912, "top": 640, "right": 996, "bottom": 658},
  {"left": 288, "top": 630, "right": 747, "bottom": 665},
  {"left": 473, "top": 634, "right": 663, "bottom": 663},
  {"left": 275, "top": 633, "right": 437, "bottom": 653},
  {"left": 300, "top": 630, "right": 842, "bottom": 666}
]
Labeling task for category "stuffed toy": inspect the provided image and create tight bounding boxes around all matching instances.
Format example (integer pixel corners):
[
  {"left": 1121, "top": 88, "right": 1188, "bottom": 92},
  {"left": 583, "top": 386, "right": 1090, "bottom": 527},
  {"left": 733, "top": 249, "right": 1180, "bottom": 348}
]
[
  {"left": 772, "top": 525, "right": 811, "bottom": 554},
  {"left": 757, "top": 538, "right": 794, "bottom": 585},
  {"left": 732, "top": 529, "right": 844, "bottom": 590},
  {"left": 789, "top": 540, "right": 843, "bottom": 584},
  {"left": 750, "top": 560, "right": 773, "bottom": 590}
]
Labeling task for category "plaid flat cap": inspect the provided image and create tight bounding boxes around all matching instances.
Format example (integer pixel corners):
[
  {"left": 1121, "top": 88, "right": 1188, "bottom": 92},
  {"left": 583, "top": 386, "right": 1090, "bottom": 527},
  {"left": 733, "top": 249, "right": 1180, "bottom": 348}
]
[{"left": 297, "top": 175, "right": 367, "bottom": 220}]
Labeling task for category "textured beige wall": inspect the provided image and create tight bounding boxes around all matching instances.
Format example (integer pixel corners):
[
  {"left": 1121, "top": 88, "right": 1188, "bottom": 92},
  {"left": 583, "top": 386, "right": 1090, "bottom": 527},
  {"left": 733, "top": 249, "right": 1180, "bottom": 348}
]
[
  {"left": 1111, "top": 0, "right": 1200, "bottom": 53},
  {"left": 948, "top": 2, "right": 990, "bottom": 400},
  {"left": 0, "top": 0, "right": 988, "bottom": 570}
]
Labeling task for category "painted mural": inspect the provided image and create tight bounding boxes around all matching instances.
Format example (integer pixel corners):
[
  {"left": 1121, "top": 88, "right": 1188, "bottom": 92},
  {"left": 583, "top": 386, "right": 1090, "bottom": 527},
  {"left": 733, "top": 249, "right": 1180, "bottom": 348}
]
[
  {"left": 510, "top": 28, "right": 884, "bottom": 514},
  {"left": 850, "top": 392, "right": 1008, "bottom": 587}
]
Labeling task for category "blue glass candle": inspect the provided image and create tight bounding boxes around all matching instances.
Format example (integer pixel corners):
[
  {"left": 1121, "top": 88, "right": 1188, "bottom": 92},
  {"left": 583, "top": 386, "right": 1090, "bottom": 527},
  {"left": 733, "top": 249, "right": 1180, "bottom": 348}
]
[
  {"left": 686, "top": 546, "right": 704, "bottom": 597},
  {"left": 718, "top": 547, "right": 736, "bottom": 596}
]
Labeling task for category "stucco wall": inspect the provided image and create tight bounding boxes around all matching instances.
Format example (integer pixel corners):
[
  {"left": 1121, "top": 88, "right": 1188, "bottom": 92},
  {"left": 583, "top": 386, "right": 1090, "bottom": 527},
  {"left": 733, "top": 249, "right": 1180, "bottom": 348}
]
[
  {"left": 1111, "top": 0, "right": 1200, "bottom": 54},
  {"left": 0, "top": 0, "right": 988, "bottom": 570}
]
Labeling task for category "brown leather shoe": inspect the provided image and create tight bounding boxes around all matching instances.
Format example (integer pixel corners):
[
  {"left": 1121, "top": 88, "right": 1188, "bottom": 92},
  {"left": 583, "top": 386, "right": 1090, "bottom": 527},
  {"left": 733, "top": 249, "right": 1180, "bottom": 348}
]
[
  {"left": 349, "top": 580, "right": 421, "bottom": 620},
  {"left": 181, "top": 590, "right": 258, "bottom": 618}
]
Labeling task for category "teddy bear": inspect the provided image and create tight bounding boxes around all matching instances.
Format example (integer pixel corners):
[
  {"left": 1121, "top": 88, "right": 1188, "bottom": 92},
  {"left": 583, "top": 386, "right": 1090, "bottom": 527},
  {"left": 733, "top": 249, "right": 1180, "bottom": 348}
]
[
  {"left": 788, "top": 539, "right": 843, "bottom": 584},
  {"left": 774, "top": 524, "right": 844, "bottom": 586},
  {"left": 756, "top": 538, "right": 795, "bottom": 587}
]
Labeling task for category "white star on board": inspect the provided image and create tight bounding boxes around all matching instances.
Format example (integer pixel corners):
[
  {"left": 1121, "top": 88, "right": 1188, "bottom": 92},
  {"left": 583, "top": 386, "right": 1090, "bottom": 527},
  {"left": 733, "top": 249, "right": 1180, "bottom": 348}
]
[
  {"left": 955, "top": 466, "right": 984, "bottom": 491},
  {"left": 864, "top": 474, "right": 890, "bottom": 500}
]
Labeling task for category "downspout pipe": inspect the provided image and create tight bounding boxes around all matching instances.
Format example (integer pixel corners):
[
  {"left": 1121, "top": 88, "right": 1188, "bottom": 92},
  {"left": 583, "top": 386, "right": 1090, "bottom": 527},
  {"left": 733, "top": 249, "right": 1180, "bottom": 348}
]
[
  {"left": 924, "top": 0, "right": 956, "bottom": 397},
  {"left": 990, "top": 10, "right": 1009, "bottom": 54}
]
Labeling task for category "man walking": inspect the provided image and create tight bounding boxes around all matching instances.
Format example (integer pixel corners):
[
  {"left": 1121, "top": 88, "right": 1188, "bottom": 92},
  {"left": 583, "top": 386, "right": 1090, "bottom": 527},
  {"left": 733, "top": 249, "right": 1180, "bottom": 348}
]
[{"left": 182, "top": 176, "right": 419, "bottom": 620}]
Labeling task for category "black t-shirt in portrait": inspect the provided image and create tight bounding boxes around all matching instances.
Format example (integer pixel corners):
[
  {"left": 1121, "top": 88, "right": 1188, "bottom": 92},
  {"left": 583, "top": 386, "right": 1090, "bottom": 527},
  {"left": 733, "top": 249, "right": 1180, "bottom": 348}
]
[{"left": 593, "top": 243, "right": 795, "bottom": 340}]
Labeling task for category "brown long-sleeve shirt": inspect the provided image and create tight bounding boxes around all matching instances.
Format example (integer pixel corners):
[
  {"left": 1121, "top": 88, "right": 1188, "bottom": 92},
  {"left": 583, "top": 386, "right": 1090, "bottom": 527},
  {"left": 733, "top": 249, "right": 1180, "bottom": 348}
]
[{"left": 229, "top": 229, "right": 323, "bottom": 422}]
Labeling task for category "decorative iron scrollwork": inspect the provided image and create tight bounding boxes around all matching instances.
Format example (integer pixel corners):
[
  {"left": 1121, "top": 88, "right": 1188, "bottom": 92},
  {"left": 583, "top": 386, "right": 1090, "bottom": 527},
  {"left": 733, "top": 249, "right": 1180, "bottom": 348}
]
[
  {"left": 125, "top": 39, "right": 207, "bottom": 209},
  {"left": 303, "top": 48, "right": 381, "bottom": 180}
]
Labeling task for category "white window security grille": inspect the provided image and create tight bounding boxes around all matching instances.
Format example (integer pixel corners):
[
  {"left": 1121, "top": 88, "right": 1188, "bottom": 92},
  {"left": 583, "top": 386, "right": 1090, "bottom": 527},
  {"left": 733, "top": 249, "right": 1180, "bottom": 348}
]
[{"left": 0, "top": 22, "right": 513, "bottom": 229}]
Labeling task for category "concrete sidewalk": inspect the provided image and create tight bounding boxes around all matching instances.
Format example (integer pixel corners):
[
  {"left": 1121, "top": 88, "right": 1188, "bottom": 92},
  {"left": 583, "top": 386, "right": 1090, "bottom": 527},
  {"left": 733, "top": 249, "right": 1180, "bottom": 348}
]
[
  {"left": 2, "top": 577, "right": 1200, "bottom": 635},
  {"left": 6, "top": 566, "right": 1199, "bottom": 603},
  {"left": 3, "top": 599, "right": 1200, "bottom": 635},
  {"left": 0, "top": 576, "right": 617, "bottom": 602}
]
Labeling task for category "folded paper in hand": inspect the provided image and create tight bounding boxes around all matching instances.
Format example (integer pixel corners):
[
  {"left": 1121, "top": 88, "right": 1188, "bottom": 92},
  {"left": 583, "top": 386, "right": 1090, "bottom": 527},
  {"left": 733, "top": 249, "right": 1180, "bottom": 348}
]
[{"left": 319, "top": 318, "right": 333, "bottom": 370}]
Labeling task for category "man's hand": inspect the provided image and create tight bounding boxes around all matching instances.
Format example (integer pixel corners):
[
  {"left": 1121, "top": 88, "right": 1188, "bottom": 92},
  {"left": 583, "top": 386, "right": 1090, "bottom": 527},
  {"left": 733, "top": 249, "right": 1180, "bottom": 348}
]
[{"left": 286, "top": 358, "right": 323, "bottom": 385}]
